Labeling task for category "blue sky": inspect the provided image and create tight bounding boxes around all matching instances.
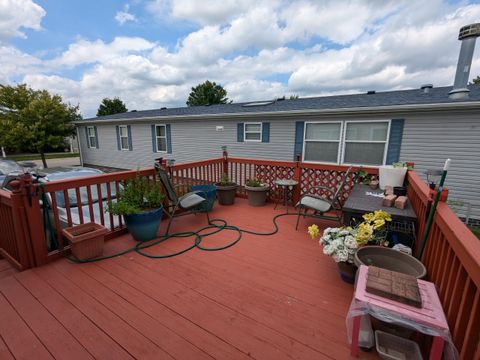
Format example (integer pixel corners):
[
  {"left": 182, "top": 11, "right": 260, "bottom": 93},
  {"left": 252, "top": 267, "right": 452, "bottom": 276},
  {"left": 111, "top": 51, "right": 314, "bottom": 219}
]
[{"left": 2, "top": 0, "right": 480, "bottom": 117}]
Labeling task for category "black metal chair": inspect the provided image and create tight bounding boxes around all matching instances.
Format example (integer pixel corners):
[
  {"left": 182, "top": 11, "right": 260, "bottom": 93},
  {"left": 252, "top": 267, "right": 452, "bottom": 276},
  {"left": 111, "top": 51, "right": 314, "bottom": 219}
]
[
  {"left": 295, "top": 166, "right": 353, "bottom": 230},
  {"left": 155, "top": 165, "right": 210, "bottom": 235}
]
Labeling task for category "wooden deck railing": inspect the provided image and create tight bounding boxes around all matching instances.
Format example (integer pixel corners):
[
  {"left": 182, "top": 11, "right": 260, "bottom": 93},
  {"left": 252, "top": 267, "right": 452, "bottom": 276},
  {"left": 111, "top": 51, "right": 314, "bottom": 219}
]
[{"left": 0, "top": 155, "right": 478, "bottom": 358}]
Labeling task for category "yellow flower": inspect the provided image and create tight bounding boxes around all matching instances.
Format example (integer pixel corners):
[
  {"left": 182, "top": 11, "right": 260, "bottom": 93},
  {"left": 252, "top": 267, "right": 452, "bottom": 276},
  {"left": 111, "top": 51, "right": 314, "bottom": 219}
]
[
  {"left": 355, "top": 223, "right": 374, "bottom": 245},
  {"left": 307, "top": 224, "right": 320, "bottom": 239},
  {"left": 373, "top": 210, "right": 392, "bottom": 222},
  {"left": 373, "top": 219, "right": 385, "bottom": 229},
  {"left": 362, "top": 212, "right": 375, "bottom": 222}
]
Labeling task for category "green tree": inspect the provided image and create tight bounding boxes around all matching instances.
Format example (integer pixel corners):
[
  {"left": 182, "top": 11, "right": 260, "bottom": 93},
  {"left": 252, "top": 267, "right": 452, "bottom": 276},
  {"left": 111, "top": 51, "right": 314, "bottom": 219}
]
[
  {"left": 186, "top": 80, "right": 230, "bottom": 106},
  {"left": 96, "top": 97, "right": 128, "bottom": 116},
  {"left": 473, "top": 76, "right": 480, "bottom": 85},
  {"left": 0, "top": 84, "right": 80, "bottom": 168}
]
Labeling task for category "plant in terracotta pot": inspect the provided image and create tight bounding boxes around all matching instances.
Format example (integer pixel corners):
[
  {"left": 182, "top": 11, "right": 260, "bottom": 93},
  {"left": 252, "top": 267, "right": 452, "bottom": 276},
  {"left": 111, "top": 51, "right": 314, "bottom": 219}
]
[
  {"left": 245, "top": 178, "right": 270, "bottom": 207},
  {"left": 108, "top": 175, "right": 165, "bottom": 242},
  {"left": 215, "top": 173, "right": 238, "bottom": 205}
]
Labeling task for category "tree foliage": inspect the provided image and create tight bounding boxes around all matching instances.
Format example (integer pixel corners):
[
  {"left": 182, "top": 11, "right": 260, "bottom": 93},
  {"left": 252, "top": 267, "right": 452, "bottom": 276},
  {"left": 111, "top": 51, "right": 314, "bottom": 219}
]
[
  {"left": 0, "top": 84, "right": 80, "bottom": 168},
  {"left": 473, "top": 76, "right": 480, "bottom": 85},
  {"left": 96, "top": 97, "right": 128, "bottom": 116},
  {"left": 186, "top": 80, "right": 230, "bottom": 106}
]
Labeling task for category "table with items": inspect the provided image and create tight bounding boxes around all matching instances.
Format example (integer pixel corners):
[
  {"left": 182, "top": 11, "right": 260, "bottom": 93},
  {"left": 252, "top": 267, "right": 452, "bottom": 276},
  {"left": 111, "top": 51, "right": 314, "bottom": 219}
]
[{"left": 274, "top": 178, "right": 299, "bottom": 213}]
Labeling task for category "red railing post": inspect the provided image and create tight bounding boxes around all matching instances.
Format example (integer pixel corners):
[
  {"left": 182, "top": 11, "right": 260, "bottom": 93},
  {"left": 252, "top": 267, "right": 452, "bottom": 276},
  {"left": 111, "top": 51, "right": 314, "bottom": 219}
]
[
  {"left": 292, "top": 154, "right": 302, "bottom": 204},
  {"left": 222, "top": 146, "right": 229, "bottom": 179}
]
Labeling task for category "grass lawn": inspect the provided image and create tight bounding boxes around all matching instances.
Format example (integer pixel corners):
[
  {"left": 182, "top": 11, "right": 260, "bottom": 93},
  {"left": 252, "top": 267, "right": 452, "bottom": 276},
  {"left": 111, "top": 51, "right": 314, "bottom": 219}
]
[
  {"left": 469, "top": 226, "right": 480, "bottom": 240},
  {"left": 5, "top": 153, "right": 79, "bottom": 161}
]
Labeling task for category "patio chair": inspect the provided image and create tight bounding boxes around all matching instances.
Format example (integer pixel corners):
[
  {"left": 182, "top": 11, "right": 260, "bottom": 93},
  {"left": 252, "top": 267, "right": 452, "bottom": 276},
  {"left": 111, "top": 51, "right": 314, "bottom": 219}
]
[
  {"left": 295, "top": 166, "right": 353, "bottom": 230},
  {"left": 155, "top": 165, "right": 210, "bottom": 235}
]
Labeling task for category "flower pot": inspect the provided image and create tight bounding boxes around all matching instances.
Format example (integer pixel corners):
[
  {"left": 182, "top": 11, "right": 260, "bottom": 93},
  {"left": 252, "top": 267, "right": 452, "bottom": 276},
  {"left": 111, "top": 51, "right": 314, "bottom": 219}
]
[
  {"left": 379, "top": 166, "right": 407, "bottom": 190},
  {"left": 124, "top": 206, "right": 163, "bottom": 242},
  {"left": 337, "top": 262, "right": 357, "bottom": 284},
  {"left": 354, "top": 246, "right": 426, "bottom": 279},
  {"left": 215, "top": 183, "right": 238, "bottom": 205},
  {"left": 62, "top": 222, "right": 107, "bottom": 260},
  {"left": 245, "top": 185, "right": 270, "bottom": 207}
]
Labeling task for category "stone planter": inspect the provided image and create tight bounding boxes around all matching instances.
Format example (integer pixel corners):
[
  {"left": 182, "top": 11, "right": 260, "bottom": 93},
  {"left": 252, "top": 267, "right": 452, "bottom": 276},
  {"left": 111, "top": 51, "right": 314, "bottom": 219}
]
[
  {"left": 215, "top": 183, "right": 238, "bottom": 205},
  {"left": 62, "top": 222, "right": 107, "bottom": 260},
  {"left": 124, "top": 206, "right": 163, "bottom": 242},
  {"left": 245, "top": 184, "right": 270, "bottom": 207},
  {"left": 379, "top": 166, "right": 407, "bottom": 190},
  {"left": 337, "top": 262, "right": 357, "bottom": 284},
  {"left": 354, "top": 246, "right": 426, "bottom": 279}
]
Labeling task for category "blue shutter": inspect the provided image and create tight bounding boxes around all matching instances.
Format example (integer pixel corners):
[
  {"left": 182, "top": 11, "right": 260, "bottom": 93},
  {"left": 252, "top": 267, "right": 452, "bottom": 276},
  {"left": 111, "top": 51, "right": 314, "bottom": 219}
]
[
  {"left": 151, "top": 125, "right": 156, "bottom": 152},
  {"left": 237, "top": 123, "right": 244, "bottom": 142},
  {"left": 115, "top": 126, "right": 121, "bottom": 150},
  {"left": 84, "top": 127, "right": 90, "bottom": 148},
  {"left": 262, "top": 122, "right": 270, "bottom": 143},
  {"left": 94, "top": 126, "right": 99, "bottom": 148},
  {"left": 294, "top": 121, "right": 305, "bottom": 160},
  {"left": 386, "top": 119, "right": 405, "bottom": 164},
  {"left": 166, "top": 124, "right": 172, "bottom": 154},
  {"left": 127, "top": 125, "right": 133, "bottom": 151}
]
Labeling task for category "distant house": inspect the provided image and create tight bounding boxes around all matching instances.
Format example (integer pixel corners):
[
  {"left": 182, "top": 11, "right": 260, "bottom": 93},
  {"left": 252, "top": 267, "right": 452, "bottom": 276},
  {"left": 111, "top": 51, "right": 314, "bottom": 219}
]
[{"left": 76, "top": 84, "right": 480, "bottom": 221}]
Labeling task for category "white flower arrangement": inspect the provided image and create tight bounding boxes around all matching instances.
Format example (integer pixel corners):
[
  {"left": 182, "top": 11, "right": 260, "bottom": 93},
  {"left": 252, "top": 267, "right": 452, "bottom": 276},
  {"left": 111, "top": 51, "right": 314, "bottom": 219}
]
[{"left": 316, "top": 226, "right": 358, "bottom": 263}]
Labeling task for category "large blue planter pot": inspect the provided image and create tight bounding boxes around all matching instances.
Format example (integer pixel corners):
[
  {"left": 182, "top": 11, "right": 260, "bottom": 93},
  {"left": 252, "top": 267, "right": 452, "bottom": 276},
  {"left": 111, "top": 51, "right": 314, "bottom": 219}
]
[{"left": 124, "top": 206, "right": 163, "bottom": 242}]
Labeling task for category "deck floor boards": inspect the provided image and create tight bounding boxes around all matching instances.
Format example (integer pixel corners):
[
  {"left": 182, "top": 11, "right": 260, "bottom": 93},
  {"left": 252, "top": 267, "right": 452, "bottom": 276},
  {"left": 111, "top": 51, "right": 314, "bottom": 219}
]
[{"left": 0, "top": 199, "right": 378, "bottom": 359}]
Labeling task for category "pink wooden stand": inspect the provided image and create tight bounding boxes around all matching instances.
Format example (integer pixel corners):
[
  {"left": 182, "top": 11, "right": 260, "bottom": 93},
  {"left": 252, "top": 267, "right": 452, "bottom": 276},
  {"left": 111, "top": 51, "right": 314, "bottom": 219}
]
[{"left": 350, "top": 265, "right": 450, "bottom": 359}]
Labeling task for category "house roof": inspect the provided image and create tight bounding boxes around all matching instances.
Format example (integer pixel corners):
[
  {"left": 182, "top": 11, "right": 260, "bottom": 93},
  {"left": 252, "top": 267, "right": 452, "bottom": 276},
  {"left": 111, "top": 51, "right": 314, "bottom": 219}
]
[{"left": 81, "top": 84, "right": 480, "bottom": 122}]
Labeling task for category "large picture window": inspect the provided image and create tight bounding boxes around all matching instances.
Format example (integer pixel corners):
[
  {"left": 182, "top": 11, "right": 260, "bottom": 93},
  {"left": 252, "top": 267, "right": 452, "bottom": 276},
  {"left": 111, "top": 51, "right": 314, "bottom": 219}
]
[
  {"left": 87, "top": 126, "right": 97, "bottom": 148},
  {"left": 303, "top": 122, "right": 342, "bottom": 163},
  {"left": 119, "top": 125, "right": 129, "bottom": 150},
  {"left": 342, "top": 121, "right": 389, "bottom": 165},
  {"left": 244, "top": 123, "right": 262, "bottom": 141},
  {"left": 155, "top": 125, "right": 167, "bottom": 152}
]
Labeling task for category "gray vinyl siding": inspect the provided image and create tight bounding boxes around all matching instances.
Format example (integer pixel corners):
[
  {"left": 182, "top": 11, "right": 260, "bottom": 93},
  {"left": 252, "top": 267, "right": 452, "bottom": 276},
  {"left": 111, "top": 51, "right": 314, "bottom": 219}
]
[{"left": 399, "top": 113, "right": 480, "bottom": 220}]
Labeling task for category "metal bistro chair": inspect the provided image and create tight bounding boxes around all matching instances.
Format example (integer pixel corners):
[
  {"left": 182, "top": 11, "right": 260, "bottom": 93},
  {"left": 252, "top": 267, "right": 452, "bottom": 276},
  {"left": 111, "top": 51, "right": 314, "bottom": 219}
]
[
  {"left": 155, "top": 164, "right": 210, "bottom": 235},
  {"left": 295, "top": 166, "right": 353, "bottom": 230}
]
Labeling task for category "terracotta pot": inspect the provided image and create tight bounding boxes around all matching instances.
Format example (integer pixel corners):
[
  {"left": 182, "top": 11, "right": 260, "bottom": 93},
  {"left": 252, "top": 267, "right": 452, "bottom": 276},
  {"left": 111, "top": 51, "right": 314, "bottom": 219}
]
[
  {"left": 215, "top": 183, "right": 237, "bottom": 205},
  {"left": 337, "top": 262, "right": 357, "bottom": 284},
  {"left": 62, "top": 222, "right": 107, "bottom": 260},
  {"left": 245, "top": 185, "right": 270, "bottom": 206}
]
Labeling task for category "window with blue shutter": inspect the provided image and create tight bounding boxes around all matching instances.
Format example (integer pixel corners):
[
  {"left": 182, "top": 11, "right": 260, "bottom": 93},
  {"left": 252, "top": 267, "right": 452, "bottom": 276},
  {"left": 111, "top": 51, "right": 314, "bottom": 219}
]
[
  {"left": 261, "top": 122, "right": 270, "bottom": 143},
  {"left": 86, "top": 126, "right": 98, "bottom": 149},
  {"left": 127, "top": 125, "right": 133, "bottom": 151},
  {"left": 150, "top": 124, "right": 169, "bottom": 153},
  {"left": 293, "top": 121, "right": 305, "bottom": 160},
  {"left": 386, "top": 119, "right": 405, "bottom": 164},
  {"left": 237, "top": 123, "right": 244, "bottom": 142},
  {"left": 166, "top": 124, "right": 172, "bottom": 154}
]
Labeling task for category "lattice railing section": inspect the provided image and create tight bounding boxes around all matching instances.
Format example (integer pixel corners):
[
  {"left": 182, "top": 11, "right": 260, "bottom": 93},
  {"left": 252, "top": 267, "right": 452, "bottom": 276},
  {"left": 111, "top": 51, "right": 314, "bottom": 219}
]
[
  {"left": 300, "top": 167, "right": 355, "bottom": 205},
  {"left": 254, "top": 164, "right": 296, "bottom": 202}
]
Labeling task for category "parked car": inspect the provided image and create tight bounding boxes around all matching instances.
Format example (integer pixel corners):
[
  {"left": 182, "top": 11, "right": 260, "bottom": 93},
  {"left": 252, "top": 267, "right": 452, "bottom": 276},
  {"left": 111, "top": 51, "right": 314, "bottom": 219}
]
[
  {"left": 2, "top": 167, "right": 120, "bottom": 250},
  {"left": 0, "top": 159, "right": 22, "bottom": 185}
]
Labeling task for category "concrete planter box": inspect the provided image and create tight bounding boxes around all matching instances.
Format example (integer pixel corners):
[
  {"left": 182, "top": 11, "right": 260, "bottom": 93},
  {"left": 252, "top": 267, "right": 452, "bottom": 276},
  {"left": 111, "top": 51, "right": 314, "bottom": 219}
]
[
  {"left": 245, "top": 185, "right": 270, "bottom": 207},
  {"left": 215, "top": 183, "right": 238, "bottom": 205},
  {"left": 62, "top": 222, "right": 107, "bottom": 260},
  {"left": 379, "top": 166, "right": 407, "bottom": 190}
]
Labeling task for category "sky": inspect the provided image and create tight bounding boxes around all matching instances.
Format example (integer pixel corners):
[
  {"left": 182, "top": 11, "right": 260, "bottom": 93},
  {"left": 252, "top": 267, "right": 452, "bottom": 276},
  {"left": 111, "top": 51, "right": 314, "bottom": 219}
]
[{"left": 1, "top": 0, "right": 480, "bottom": 118}]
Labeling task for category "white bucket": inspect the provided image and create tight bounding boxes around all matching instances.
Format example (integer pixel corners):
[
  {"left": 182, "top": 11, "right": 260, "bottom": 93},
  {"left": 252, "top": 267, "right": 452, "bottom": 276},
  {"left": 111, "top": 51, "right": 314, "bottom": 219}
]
[{"left": 379, "top": 166, "right": 407, "bottom": 190}]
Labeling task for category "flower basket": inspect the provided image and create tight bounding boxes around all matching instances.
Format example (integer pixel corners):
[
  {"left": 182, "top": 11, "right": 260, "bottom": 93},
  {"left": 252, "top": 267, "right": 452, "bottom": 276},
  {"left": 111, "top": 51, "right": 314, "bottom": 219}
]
[{"left": 62, "top": 222, "right": 107, "bottom": 260}]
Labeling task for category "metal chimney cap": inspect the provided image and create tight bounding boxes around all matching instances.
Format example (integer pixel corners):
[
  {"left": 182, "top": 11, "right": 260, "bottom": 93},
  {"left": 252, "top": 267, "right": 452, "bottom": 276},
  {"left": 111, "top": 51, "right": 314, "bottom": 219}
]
[
  {"left": 420, "top": 84, "right": 433, "bottom": 89},
  {"left": 458, "top": 23, "right": 480, "bottom": 40}
]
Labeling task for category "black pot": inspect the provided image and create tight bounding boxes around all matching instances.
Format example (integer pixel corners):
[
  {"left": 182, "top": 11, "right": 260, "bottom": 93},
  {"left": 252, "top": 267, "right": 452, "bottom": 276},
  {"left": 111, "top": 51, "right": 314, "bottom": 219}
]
[{"left": 393, "top": 186, "right": 407, "bottom": 196}]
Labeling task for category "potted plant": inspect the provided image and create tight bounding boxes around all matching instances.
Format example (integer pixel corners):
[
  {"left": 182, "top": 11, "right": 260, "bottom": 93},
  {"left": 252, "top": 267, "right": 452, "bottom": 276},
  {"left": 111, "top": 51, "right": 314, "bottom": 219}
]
[
  {"left": 108, "top": 175, "right": 165, "bottom": 242},
  {"left": 215, "top": 173, "right": 238, "bottom": 205},
  {"left": 379, "top": 162, "right": 413, "bottom": 190},
  {"left": 245, "top": 178, "right": 270, "bottom": 207}
]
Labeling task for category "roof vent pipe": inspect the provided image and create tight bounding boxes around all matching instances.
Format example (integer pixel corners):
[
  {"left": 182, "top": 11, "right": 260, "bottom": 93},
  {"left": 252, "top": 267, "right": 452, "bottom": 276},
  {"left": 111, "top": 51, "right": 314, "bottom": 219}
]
[
  {"left": 421, "top": 84, "right": 433, "bottom": 93},
  {"left": 449, "top": 23, "right": 480, "bottom": 99}
]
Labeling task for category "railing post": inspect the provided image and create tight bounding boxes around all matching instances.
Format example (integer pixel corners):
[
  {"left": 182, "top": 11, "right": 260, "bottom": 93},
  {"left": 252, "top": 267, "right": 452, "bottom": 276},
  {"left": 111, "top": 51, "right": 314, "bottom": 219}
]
[
  {"left": 222, "top": 146, "right": 229, "bottom": 178},
  {"left": 18, "top": 174, "right": 48, "bottom": 267},
  {"left": 292, "top": 154, "right": 302, "bottom": 204}
]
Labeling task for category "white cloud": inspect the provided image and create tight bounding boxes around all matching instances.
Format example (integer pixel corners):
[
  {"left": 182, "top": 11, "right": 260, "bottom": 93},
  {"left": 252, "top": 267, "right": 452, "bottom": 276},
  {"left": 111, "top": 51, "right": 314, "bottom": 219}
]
[
  {"left": 115, "top": 4, "right": 137, "bottom": 25},
  {"left": 0, "top": 0, "right": 45, "bottom": 43}
]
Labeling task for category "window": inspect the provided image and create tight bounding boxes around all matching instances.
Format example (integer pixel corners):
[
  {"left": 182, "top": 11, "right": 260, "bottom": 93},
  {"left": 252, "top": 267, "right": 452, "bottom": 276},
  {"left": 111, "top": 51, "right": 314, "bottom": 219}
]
[
  {"left": 87, "top": 126, "right": 97, "bottom": 148},
  {"left": 244, "top": 123, "right": 262, "bottom": 141},
  {"left": 342, "top": 121, "right": 389, "bottom": 165},
  {"left": 155, "top": 125, "right": 167, "bottom": 152},
  {"left": 303, "top": 122, "right": 342, "bottom": 163},
  {"left": 119, "top": 125, "right": 129, "bottom": 150}
]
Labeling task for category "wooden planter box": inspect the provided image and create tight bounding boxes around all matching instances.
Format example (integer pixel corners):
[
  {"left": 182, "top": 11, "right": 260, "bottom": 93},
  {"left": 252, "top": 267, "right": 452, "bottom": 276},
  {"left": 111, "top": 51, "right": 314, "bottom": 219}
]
[{"left": 62, "top": 223, "right": 107, "bottom": 260}]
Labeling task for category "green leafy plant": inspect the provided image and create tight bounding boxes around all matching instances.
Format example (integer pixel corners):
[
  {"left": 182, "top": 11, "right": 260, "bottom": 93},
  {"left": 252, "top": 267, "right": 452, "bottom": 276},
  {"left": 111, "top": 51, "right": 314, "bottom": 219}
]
[
  {"left": 392, "top": 162, "right": 414, "bottom": 170},
  {"left": 218, "top": 172, "right": 236, "bottom": 186},
  {"left": 108, "top": 175, "right": 165, "bottom": 216},
  {"left": 354, "top": 169, "right": 373, "bottom": 185},
  {"left": 246, "top": 178, "right": 264, "bottom": 187}
]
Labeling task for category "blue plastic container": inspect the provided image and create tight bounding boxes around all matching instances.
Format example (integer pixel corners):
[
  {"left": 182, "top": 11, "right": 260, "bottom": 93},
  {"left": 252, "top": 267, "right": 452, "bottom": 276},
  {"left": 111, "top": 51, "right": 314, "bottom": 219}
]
[
  {"left": 189, "top": 185, "right": 217, "bottom": 212},
  {"left": 124, "top": 206, "right": 163, "bottom": 242}
]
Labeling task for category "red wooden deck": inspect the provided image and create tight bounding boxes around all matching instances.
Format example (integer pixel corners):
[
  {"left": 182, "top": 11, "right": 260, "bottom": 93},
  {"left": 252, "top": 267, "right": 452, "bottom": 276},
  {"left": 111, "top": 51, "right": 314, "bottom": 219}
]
[{"left": 0, "top": 199, "right": 377, "bottom": 360}]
